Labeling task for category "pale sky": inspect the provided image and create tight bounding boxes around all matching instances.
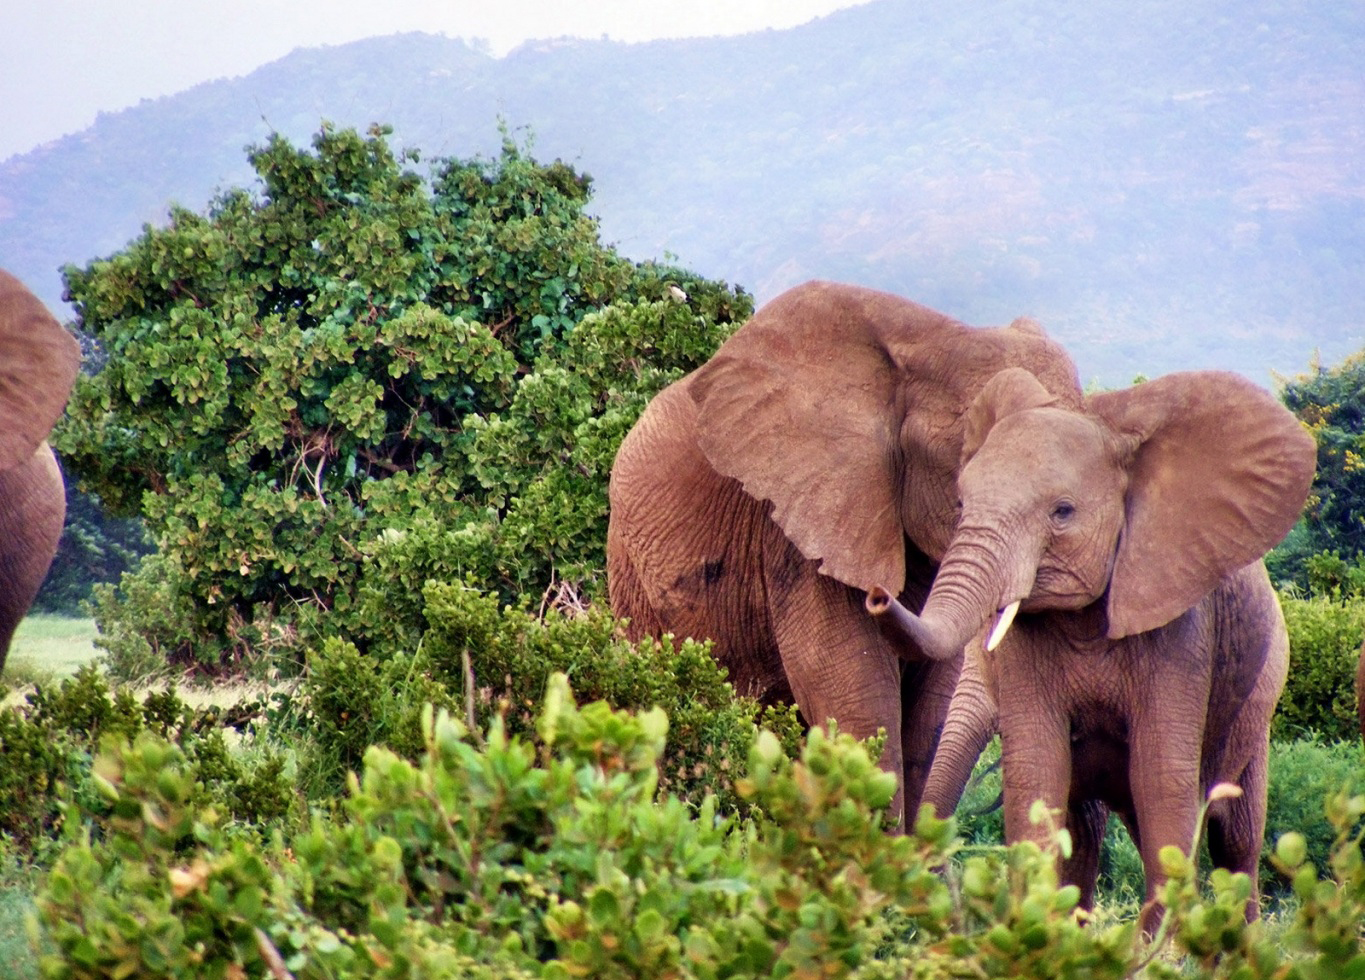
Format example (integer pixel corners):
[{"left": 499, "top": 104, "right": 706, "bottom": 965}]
[{"left": 3, "top": 1, "right": 867, "bottom": 161}]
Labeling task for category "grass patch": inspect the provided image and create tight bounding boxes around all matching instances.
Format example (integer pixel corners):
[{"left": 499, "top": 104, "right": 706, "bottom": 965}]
[
  {"left": 0, "top": 886, "right": 41, "bottom": 980},
  {"left": 2, "top": 616, "right": 98, "bottom": 694}
]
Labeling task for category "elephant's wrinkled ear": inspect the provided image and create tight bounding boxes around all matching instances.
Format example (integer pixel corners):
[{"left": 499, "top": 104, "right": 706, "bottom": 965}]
[
  {"left": 1088, "top": 372, "right": 1315, "bottom": 639},
  {"left": 962, "top": 368, "right": 1057, "bottom": 463},
  {"left": 689, "top": 283, "right": 929, "bottom": 593},
  {"left": 690, "top": 282, "right": 1081, "bottom": 593},
  {"left": 0, "top": 271, "right": 81, "bottom": 471}
]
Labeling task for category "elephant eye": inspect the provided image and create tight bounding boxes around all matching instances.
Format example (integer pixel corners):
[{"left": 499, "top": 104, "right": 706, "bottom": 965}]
[{"left": 1051, "top": 501, "right": 1076, "bottom": 522}]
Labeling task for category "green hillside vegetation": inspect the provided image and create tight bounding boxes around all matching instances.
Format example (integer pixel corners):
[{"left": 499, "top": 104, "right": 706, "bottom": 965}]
[{"left": 3, "top": 126, "right": 1362, "bottom": 976}]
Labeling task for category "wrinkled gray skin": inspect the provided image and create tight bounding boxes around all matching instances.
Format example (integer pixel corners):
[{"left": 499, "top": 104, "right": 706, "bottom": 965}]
[
  {"left": 0, "top": 270, "right": 81, "bottom": 669},
  {"left": 608, "top": 282, "right": 1084, "bottom": 826},
  {"left": 874, "top": 366, "right": 1315, "bottom": 931}
]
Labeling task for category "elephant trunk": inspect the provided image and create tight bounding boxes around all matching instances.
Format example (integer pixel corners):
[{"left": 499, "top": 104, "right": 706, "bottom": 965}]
[
  {"left": 867, "top": 524, "right": 1033, "bottom": 662},
  {"left": 921, "top": 649, "right": 998, "bottom": 818}
]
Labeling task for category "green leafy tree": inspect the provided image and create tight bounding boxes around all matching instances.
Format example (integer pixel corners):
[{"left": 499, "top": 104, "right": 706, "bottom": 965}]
[
  {"left": 54, "top": 124, "right": 749, "bottom": 671},
  {"left": 1276, "top": 351, "right": 1365, "bottom": 584},
  {"left": 32, "top": 480, "right": 150, "bottom": 615}
]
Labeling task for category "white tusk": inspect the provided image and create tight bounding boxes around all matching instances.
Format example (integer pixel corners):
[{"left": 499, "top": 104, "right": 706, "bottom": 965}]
[{"left": 986, "top": 600, "right": 1020, "bottom": 652}]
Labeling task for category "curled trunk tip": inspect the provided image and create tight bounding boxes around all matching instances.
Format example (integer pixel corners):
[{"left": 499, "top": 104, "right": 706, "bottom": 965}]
[{"left": 866, "top": 585, "right": 960, "bottom": 662}]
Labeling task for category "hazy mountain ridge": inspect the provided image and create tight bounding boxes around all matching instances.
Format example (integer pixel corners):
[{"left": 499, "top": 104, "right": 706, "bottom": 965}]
[{"left": 2, "top": 0, "right": 1361, "bottom": 384}]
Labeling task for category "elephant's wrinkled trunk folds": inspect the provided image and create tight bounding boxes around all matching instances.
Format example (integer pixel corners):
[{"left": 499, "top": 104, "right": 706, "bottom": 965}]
[
  {"left": 867, "top": 531, "right": 1020, "bottom": 662},
  {"left": 867, "top": 587, "right": 957, "bottom": 661},
  {"left": 868, "top": 587, "right": 994, "bottom": 662}
]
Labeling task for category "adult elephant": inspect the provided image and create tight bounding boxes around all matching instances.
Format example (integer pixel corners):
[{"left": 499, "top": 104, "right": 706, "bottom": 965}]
[
  {"left": 0, "top": 270, "right": 82, "bottom": 666},
  {"left": 869, "top": 365, "right": 1314, "bottom": 928},
  {"left": 607, "top": 281, "right": 1084, "bottom": 826}
]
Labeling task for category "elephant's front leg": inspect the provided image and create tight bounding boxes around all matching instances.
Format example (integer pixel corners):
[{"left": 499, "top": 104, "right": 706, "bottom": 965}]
[
  {"left": 997, "top": 670, "right": 1073, "bottom": 856},
  {"left": 1128, "top": 713, "right": 1205, "bottom": 934},
  {"left": 993, "top": 655, "right": 1075, "bottom": 857},
  {"left": 771, "top": 571, "right": 911, "bottom": 827}
]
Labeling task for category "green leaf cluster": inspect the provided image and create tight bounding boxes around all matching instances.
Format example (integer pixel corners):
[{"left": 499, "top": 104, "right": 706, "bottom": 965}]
[
  {"left": 32, "top": 675, "right": 1365, "bottom": 979},
  {"left": 1275, "top": 593, "right": 1365, "bottom": 742},
  {"left": 53, "top": 124, "right": 749, "bottom": 673},
  {"left": 288, "top": 583, "right": 805, "bottom": 815}
]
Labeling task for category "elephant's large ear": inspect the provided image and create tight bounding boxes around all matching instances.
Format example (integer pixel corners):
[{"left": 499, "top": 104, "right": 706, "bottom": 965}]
[
  {"left": 0, "top": 270, "right": 81, "bottom": 471},
  {"left": 688, "top": 282, "right": 1078, "bottom": 594},
  {"left": 1088, "top": 372, "right": 1315, "bottom": 639}
]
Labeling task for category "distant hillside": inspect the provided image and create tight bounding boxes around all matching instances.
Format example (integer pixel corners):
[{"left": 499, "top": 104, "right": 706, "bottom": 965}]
[{"left": 1, "top": 0, "right": 1361, "bottom": 384}]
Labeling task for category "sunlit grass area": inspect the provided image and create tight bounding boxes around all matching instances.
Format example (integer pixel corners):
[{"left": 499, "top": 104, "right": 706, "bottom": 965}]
[{"left": 2, "top": 615, "right": 99, "bottom": 692}]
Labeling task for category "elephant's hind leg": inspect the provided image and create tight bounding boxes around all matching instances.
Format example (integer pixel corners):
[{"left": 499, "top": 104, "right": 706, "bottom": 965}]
[
  {"left": 0, "top": 446, "right": 66, "bottom": 668},
  {"left": 1205, "top": 749, "right": 1268, "bottom": 921},
  {"left": 1063, "top": 799, "right": 1110, "bottom": 910}
]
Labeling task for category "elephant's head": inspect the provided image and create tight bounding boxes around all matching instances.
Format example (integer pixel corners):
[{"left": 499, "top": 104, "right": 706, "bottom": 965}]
[
  {"left": 687, "top": 281, "right": 1083, "bottom": 639},
  {"left": 0, "top": 269, "right": 81, "bottom": 469},
  {"left": 872, "top": 366, "right": 1316, "bottom": 658}
]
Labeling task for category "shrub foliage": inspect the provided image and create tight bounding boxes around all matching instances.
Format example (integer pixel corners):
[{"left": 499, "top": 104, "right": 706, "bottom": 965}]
[
  {"left": 1275, "top": 593, "right": 1365, "bottom": 741},
  {"left": 32, "top": 676, "right": 1365, "bottom": 979},
  {"left": 1281, "top": 352, "right": 1365, "bottom": 565},
  {"left": 0, "top": 667, "right": 294, "bottom": 856},
  {"left": 53, "top": 124, "right": 749, "bottom": 672},
  {"left": 273, "top": 583, "right": 804, "bottom": 817}
]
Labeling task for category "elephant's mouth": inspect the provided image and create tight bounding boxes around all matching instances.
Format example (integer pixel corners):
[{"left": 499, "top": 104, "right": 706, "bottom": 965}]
[{"left": 1024, "top": 565, "right": 1101, "bottom": 612}]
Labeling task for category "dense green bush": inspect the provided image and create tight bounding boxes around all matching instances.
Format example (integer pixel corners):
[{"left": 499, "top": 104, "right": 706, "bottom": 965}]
[
  {"left": 286, "top": 583, "right": 805, "bottom": 814},
  {"left": 0, "top": 668, "right": 295, "bottom": 854},
  {"left": 53, "top": 125, "right": 749, "bottom": 675},
  {"left": 32, "top": 675, "right": 1365, "bottom": 979},
  {"left": 1276, "top": 593, "right": 1365, "bottom": 741}
]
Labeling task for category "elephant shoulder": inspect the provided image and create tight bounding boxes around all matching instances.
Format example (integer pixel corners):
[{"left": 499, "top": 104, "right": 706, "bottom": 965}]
[
  {"left": 611, "top": 377, "right": 704, "bottom": 489},
  {"left": 609, "top": 375, "right": 758, "bottom": 561}
]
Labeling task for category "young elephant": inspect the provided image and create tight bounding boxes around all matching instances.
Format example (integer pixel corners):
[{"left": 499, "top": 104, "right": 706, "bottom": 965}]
[{"left": 871, "top": 367, "right": 1314, "bottom": 928}]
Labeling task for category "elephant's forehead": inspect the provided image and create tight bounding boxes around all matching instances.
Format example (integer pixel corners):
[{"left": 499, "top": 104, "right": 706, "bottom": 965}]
[{"left": 971, "top": 408, "right": 1114, "bottom": 477}]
